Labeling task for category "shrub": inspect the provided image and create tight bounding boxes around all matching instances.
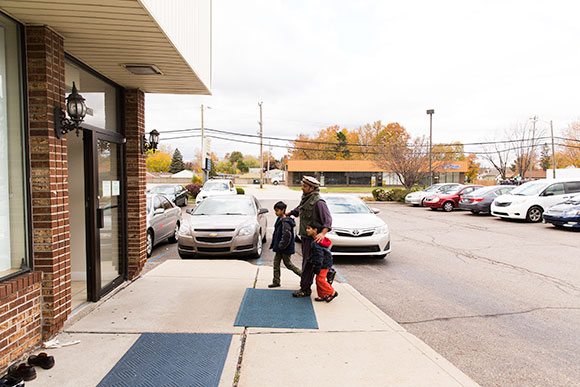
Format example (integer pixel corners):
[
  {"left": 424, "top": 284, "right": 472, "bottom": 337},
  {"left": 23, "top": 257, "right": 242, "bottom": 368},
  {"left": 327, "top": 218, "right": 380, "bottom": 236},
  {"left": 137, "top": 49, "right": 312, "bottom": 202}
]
[
  {"left": 236, "top": 187, "right": 245, "bottom": 194},
  {"left": 185, "top": 183, "right": 202, "bottom": 198},
  {"left": 376, "top": 189, "right": 390, "bottom": 201},
  {"left": 372, "top": 188, "right": 383, "bottom": 200},
  {"left": 387, "top": 188, "right": 411, "bottom": 202},
  {"left": 191, "top": 174, "right": 203, "bottom": 184}
]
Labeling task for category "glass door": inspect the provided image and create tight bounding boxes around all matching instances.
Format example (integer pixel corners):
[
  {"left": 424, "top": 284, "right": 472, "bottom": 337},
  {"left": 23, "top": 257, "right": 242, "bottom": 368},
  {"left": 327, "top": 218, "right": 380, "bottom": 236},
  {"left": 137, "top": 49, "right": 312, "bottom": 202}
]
[{"left": 85, "top": 128, "right": 126, "bottom": 301}]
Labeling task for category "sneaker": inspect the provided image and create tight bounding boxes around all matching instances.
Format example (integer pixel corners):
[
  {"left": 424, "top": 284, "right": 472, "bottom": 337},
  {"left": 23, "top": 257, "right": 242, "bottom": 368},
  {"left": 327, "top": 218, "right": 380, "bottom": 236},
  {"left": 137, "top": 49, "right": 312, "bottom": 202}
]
[
  {"left": 268, "top": 283, "right": 281, "bottom": 288},
  {"left": 292, "top": 290, "right": 311, "bottom": 298},
  {"left": 0, "top": 374, "right": 25, "bottom": 387}
]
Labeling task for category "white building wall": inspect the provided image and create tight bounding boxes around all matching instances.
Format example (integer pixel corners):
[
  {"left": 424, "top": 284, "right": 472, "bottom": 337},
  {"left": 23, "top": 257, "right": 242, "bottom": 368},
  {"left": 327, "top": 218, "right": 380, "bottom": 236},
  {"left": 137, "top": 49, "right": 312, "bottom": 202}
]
[{"left": 141, "top": 0, "right": 212, "bottom": 90}]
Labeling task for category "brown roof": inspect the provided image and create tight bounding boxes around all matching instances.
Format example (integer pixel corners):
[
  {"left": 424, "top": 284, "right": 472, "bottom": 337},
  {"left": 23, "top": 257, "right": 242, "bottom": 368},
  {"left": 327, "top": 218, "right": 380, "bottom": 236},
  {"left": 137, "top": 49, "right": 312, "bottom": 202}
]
[{"left": 287, "top": 159, "right": 469, "bottom": 173}]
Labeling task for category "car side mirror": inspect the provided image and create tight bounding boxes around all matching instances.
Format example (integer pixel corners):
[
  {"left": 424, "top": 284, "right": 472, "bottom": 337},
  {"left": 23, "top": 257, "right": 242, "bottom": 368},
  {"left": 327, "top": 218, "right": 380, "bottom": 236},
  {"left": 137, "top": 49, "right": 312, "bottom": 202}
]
[
  {"left": 259, "top": 208, "right": 269, "bottom": 214},
  {"left": 154, "top": 208, "right": 165, "bottom": 215},
  {"left": 371, "top": 207, "right": 380, "bottom": 214}
]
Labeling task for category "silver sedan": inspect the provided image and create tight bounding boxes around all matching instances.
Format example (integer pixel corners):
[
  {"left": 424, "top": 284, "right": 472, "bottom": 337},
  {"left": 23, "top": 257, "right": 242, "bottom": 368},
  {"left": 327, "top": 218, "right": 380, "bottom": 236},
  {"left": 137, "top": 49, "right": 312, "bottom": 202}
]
[
  {"left": 146, "top": 194, "right": 182, "bottom": 257},
  {"left": 178, "top": 195, "right": 268, "bottom": 259},
  {"left": 323, "top": 195, "right": 391, "bottom": 259}
]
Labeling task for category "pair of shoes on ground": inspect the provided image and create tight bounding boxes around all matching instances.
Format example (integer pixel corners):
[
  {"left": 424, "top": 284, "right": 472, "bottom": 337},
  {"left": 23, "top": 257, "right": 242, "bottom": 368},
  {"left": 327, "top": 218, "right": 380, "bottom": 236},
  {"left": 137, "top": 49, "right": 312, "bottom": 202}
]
[
  {"left": 268, "top": 283, "right": 280, "bottom": 288},
  {"left": 2, "top": 353, "right": 55, "bottom": 385},
  {"left": 314, "top": 291, "right": 339, "bottom": 302}
]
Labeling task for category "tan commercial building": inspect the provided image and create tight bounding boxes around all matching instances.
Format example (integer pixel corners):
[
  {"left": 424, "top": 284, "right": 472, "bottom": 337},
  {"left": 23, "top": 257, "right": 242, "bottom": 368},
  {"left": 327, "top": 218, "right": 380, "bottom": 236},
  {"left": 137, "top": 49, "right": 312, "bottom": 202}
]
[
  {"left": 287, "top": 159, "right": 469, "bottom": 186},
  {"left": 0, "top": 0, "right": 211, "bottom": 370}
]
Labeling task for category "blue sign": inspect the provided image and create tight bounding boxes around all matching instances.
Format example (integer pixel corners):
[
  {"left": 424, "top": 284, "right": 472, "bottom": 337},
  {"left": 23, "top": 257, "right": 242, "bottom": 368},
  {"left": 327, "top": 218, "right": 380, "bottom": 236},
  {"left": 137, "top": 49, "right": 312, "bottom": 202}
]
[{"left": 443, "top": 164, "right": 461, "bottom": 170}]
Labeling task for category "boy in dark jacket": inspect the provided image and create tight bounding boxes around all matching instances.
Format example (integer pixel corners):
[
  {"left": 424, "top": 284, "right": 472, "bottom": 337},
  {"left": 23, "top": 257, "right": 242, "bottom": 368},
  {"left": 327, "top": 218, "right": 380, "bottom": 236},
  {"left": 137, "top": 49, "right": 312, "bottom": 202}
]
[
  {"left": 268, "top": 201, "right": 302, "bottom": 288},
  {"left": 306, "top": 222, "right": 338, "bottom": 302}
]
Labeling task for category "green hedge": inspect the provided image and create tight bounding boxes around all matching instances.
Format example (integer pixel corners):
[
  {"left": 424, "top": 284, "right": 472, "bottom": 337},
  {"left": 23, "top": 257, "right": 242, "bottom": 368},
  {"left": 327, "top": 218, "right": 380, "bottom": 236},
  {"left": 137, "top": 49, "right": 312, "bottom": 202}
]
[{"left": 236, "top": 187, "right": 245, "bottom": 194}]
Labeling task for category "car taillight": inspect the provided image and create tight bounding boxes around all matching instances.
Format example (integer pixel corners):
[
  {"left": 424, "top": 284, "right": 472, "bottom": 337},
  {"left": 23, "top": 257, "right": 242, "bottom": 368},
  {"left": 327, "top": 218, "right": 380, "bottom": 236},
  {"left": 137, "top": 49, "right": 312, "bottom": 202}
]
[{"left": 471, "top": 198, "right": 484, "bottom": 202}]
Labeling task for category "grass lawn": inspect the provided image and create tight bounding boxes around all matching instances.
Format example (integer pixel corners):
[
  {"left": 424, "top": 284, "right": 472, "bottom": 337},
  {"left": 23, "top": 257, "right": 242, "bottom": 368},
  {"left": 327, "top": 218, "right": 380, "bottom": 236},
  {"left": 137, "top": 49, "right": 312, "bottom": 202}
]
[{"left": 290, "top": 186, "right": 373, "bottom": 193}]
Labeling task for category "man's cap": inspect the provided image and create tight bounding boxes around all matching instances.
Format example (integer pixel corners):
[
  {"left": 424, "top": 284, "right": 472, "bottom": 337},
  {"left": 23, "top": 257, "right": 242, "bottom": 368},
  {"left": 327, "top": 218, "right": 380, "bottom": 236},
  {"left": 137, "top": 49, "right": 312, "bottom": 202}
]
[{"left": 302, "top": 176, "right": 320, "bottom": 187}]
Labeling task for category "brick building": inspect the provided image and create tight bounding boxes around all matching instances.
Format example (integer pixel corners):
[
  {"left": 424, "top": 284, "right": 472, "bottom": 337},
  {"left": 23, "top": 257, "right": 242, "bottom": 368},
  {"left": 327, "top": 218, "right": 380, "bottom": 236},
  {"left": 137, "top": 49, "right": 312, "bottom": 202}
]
[
  {"left": 0, "top": 0, "right": 211, "bottom": 371},
  {"left": 287, "top": 159, "right": 469, "bottom": 187}
]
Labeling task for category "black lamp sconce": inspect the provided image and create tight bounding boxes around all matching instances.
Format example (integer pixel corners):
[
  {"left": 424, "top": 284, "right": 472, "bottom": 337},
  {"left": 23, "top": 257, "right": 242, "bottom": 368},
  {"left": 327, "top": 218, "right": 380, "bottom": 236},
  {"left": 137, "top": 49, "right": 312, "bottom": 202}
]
[
  {"left": 54, "top": 81, "right": 87, "bottom": 139},
  {"left": 141, "top": 129, "right": 160, "bottom": 154}
]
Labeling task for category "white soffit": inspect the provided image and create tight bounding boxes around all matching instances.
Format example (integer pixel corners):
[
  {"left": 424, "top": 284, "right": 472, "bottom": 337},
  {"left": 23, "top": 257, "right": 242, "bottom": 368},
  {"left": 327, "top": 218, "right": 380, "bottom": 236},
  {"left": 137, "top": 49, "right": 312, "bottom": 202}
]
[{"left": 0, "top": 0, "right": 211, "bottom": 94}]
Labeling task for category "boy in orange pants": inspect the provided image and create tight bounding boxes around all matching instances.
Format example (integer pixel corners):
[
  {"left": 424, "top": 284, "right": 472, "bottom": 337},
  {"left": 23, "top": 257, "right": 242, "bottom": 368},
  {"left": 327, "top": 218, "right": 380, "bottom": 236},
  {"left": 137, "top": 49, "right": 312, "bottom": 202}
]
[{"left": 305, "top": 223, "right": 338, "bottom": 302}]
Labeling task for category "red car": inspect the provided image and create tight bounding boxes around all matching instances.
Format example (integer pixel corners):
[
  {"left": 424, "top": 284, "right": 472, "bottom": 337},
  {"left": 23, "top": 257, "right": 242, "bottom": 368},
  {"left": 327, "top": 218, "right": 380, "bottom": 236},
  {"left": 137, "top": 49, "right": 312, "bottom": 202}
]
[{"left": 424, "top": 185, "right": 483, "bottom": 212}]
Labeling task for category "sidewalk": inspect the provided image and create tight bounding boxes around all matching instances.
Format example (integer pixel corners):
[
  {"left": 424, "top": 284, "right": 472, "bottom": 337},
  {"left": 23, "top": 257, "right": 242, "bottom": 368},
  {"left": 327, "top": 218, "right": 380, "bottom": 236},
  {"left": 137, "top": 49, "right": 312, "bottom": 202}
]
[{"left": 26, "top": 260, "right": 478, "bottom": 386}]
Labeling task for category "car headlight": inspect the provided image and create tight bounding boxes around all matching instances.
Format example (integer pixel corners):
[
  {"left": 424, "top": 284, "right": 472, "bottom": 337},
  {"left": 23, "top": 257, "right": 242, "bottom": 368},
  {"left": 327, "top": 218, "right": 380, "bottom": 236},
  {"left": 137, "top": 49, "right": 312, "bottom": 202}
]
[
  {"left": 238, "top": 225, "right": 254, "bottom": 236},
  {"left": 375, "top": 224, "right": 388, "bottom": 234},
  {"left": 179, "top": 222, "right": 191, "bottom": 235},
  {"left": 564, "top": 210, "right": 580, "bottom": 216}
]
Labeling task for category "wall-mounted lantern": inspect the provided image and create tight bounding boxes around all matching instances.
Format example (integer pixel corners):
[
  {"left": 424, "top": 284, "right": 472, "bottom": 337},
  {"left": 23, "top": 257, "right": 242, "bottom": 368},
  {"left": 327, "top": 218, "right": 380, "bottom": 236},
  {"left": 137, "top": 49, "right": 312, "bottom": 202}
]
[
  {"left": 141, "top": 129, "right": 160, "bottom": 154},
  {"left": 54, "top": 82, "right": 87, "bottom": 139}
]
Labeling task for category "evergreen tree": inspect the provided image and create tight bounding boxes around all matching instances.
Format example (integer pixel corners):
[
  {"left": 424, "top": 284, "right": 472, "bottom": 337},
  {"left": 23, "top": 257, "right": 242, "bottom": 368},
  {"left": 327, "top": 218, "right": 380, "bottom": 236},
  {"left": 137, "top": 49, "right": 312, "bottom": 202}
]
[
  {"left": 539, "top": 144, "right": 551, "bottom": 171},
  {"left": 169, "top": 148, "right": 186, "bottom": 173}
]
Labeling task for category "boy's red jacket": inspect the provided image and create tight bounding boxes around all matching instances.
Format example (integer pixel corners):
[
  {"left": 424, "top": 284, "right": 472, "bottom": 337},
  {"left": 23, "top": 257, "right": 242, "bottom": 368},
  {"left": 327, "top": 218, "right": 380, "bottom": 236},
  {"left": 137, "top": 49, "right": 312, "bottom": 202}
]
[{"left": 317, "top": 237, "right": 332, "bottom": 248}]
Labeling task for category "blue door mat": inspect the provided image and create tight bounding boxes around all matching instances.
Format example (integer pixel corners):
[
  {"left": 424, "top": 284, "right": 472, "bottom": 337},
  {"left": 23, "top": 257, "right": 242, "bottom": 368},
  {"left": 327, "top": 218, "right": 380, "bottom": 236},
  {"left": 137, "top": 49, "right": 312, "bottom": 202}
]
[
  {"left": 234, "top": 288, "right": 319, "bottom": 329},
  {"left": 98, "top": 333, "right": 232, "bottom": 387}
]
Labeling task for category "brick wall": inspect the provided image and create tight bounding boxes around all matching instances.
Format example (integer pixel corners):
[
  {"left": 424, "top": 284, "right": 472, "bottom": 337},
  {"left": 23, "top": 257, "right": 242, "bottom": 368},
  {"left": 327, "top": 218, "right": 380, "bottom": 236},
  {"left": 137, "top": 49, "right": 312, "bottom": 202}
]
[
  {"left": 125, "top": 89, "right": 147, "bottom": 279},
  {"left": 26, "top": 26, "right": 71, "bottom": 337},
  {"left": 0, "top": 273, "right": 42, "bottom": 370}
]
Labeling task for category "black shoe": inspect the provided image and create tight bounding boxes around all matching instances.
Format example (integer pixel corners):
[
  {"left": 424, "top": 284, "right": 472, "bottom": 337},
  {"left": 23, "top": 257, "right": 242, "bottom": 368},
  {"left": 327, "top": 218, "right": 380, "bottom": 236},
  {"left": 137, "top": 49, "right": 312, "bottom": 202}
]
[
  {"left": 268, "top": 283, "right": 281, "bottom": 288},
  {"left": 28, "top": 352, "right": 55, "bottom": 370},
  {"left": 0, "top": 374, "right": 25, "bottom": 387},
  {"left": 326, "top": 291, "right": 338, "bottom": 302},
  {"left": 7, "top": 363, "right": 36, "bottom": 382},
  {"left": 292, "top": 290, "right": 311, "bottom": 298}
]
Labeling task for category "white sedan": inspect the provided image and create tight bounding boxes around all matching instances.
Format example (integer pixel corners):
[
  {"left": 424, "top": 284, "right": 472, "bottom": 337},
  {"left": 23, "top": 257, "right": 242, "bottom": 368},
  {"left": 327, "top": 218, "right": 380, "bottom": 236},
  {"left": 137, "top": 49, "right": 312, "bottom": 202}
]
[
  {"left": 195, "top": 179, "right": 237, "bottom": 204},
  {"left": 323, "top": 195, "right": 391, "bottom": 259}
]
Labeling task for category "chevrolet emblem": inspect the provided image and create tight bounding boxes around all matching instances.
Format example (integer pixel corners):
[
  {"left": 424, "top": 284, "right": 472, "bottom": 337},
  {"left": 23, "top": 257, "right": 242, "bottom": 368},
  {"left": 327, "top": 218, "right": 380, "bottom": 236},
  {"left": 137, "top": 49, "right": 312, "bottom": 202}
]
[{"left": 209, "top": 233, "right": 218, "bottom": 237}]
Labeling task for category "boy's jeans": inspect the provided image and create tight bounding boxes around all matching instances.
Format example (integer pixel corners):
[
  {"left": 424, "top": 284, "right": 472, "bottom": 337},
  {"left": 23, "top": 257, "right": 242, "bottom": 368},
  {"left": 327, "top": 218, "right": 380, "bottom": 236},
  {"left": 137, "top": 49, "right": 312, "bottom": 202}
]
[{"left": 272, "top": 252, "right": 302, "bottom": 285}]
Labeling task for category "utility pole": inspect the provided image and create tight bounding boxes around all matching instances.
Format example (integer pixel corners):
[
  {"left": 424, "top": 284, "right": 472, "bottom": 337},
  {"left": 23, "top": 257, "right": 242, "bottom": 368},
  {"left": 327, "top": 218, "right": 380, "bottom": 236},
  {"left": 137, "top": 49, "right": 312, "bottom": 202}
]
[
  {"left": 529, "top": 115, "right": 537, "bottom": 180},
  {"left": 258, "top": 102, "right": 263, "bottom": 188},
  {"left": 426, "top": 109, "right": 435, "bottom": 185},
  {"left": 201, "top": 104, "right": 206, "bottom": 183},
  {"left": 267, "top": 141, "right": 271, "bottom": 173},
  {"left": 550, "top": 120, "right": 556, "bottom": 179}
]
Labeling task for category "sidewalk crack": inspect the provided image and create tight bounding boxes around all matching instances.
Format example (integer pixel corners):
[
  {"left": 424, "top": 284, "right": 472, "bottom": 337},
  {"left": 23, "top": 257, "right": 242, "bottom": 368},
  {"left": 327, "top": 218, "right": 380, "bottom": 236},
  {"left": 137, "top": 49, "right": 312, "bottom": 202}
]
[{"left": 398, "top": 306, "right": 580, "bottom": 325}]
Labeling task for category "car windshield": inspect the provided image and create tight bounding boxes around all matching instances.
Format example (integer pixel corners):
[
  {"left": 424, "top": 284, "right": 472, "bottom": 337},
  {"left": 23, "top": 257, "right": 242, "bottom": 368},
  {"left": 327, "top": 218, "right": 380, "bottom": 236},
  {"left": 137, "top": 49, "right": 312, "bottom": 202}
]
[
  {"left": 424, "top": 185, "right": 442, "bottom": 192},
  {"left": 149, "top": 185, "right": 174, "bottom": 195},
  {"left": 325, "top": 196, "right": 371, "bottom": 214},
  {"left": 442, "top": 186, "right": 463, "bottom": 194},
  {"left": 193, "top": 198, "right": 255, "bottom": 215},
  {"left": 203, "top": 181, "right": 229, "bottom": 191},
  {"left": 466, "top": 186, "right": 497, "bottom": 196},
  {"left": 565, "top": 193, "right": 580, "bottom": 204},
  {"left": 511, "top": 181, "right": 546, "bottom": 196}
]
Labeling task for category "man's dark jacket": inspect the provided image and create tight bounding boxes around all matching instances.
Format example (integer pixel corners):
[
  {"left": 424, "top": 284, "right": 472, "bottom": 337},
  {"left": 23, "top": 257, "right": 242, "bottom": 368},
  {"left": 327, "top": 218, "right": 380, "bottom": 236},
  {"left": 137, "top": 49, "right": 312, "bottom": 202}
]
[{"left": 269, "top": 217, "right": 296, "bottom": 254}]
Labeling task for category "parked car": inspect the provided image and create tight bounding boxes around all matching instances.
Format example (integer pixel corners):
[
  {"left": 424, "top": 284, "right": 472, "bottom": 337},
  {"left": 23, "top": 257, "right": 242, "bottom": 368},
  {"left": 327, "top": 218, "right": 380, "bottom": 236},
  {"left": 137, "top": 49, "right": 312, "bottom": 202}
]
[
  {"left": 404, "top": 183, "right": 462, "bottom": 206},
  {"left": 458, "top": 185, "right": 516, "bottom": 214},
  {"left": 323, "top": 195, "right": 391, "bottom": 259},
  {"left": 195, "top": 179, "right": 236, "bottom": 204},
  {"left": 146, "top": 194, "right": 182, "bottom": 257},
  {"left": 178, "top": 195, "right": 268, "bottom": 259},
  {"left": 491, "top": 178, "right": 580, "bottom": 222},
  {"left": 148, "top": 184, "right": 189, "bottom": 207},
  {"left": 424, "top": 185, "right": 482, "bottom": 212},
  {"left": 542, "top": 193, "right": 580, "bottom": 228}
]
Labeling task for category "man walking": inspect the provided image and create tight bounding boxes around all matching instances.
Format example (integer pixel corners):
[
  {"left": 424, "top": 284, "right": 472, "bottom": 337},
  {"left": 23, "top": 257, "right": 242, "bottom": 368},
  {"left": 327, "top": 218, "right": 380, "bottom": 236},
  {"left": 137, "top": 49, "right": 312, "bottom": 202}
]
[{"left": 287, "top": 176, "right": 333, "bottom": 298}]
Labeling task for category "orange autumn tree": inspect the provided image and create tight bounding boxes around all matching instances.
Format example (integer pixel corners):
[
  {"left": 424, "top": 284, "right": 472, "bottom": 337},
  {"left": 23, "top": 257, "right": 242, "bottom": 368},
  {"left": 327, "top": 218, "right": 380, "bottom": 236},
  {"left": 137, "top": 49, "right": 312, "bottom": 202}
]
[{"left": 289, "top": 125, "right": 361, "bottom": 160}]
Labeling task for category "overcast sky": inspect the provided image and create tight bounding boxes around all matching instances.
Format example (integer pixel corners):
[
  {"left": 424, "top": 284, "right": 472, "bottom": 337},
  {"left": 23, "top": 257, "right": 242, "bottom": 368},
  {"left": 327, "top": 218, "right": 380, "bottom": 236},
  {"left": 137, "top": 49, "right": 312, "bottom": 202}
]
[{"left": 145, "top": 0, "right": 580, "bottom": 161}]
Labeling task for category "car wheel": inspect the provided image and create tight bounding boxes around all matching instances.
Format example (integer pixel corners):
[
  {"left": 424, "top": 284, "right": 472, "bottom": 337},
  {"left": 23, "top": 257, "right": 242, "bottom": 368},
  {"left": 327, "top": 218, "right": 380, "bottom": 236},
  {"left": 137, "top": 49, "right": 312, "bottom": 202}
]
[
  {"left": 273, "top": 180, "right": 279, "bottom": 185},
  {"left": 146, "top": 230, "right": 154, "bottom": 258},
  {"left": 253, "top": 236, "right": 263, "bottom": 259},
  {"left": 470, "top": 210, "right": 480, "bottom": 215},
  {"left": 179, "top": 250, "right": 196, "bottom": 259},
  {"left": 443, "top": 202, "right": 454, "bottom": 212},
  {"left": 430, "top": 207, "right": 438, "bottom": 211},
  {"left": 168, "top": 222, "right": 180, "bottom": 243},
  {"left": 526, "top": 206, "right": 543, "bottom": 223},
  {"left": 261, "top": 230, "right": 267, "bottom": 243},
  {"left": 420, "top": 198, "right": 426, "bottom": 207}
]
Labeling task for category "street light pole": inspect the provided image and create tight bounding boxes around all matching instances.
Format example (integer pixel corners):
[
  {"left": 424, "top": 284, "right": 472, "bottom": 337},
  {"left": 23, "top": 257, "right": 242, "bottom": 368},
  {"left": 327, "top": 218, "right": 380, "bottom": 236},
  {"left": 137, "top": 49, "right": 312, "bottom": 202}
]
[
  {"left": 426, "top": 109, "right": 435, "bottom": 185},
  {"left": 258, "top": 102, "right": 263, "bottom": 189},
  {"left": 529, "top": 115, "right": 537, "bottom": 180},
  {"left": 201, "top": 104, "right": 205, "bottom": 183}
]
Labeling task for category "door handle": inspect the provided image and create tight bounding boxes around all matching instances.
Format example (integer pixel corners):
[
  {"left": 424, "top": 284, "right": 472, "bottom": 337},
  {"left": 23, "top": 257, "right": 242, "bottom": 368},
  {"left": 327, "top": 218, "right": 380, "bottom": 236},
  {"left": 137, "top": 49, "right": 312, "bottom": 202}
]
[{"left": 97, "top": 208, "right": 105, "bottom": 229}]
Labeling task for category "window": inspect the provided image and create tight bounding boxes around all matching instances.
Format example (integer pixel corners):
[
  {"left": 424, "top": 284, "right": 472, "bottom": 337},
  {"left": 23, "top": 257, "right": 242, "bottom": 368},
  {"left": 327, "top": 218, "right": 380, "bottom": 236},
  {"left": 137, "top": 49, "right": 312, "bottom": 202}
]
[
  {"left": 324, "top": 172, "right": 347, "bottom": 185},
  {"left": 565, "top": 181, "right": 580, "bottom": 194},
  {"left": 161, "top": 197, "right": 173, "bottom": 210},
  {"left": 0, "top": 13, "right": 28, "bottom": 279},
  {"left": 544, "top": 183, "right": 565, "bottom": 196},
  {"left": 348, "top": 172, "right": 371, "bottom": 185}
]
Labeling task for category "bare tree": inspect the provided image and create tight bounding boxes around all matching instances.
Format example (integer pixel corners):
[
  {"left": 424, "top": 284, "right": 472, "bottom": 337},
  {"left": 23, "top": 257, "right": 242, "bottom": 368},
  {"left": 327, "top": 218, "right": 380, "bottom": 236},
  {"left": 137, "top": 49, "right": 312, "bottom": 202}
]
[
  {"left": 480, "top": 132, "right": 511, "bottom": 180},
  {"left": 372, "top": 135, "right": 430, "bottom": 190},
  {"left": 507, "top": 122, "right": 545, "bottom": 178}
]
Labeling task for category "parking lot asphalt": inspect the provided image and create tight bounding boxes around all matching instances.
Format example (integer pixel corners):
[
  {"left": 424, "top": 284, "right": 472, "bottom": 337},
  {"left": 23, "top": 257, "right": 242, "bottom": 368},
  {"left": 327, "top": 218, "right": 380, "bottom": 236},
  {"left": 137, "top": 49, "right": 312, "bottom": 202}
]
[{"left": 147, "top": 185, "right": 580, "bottom": 386}]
